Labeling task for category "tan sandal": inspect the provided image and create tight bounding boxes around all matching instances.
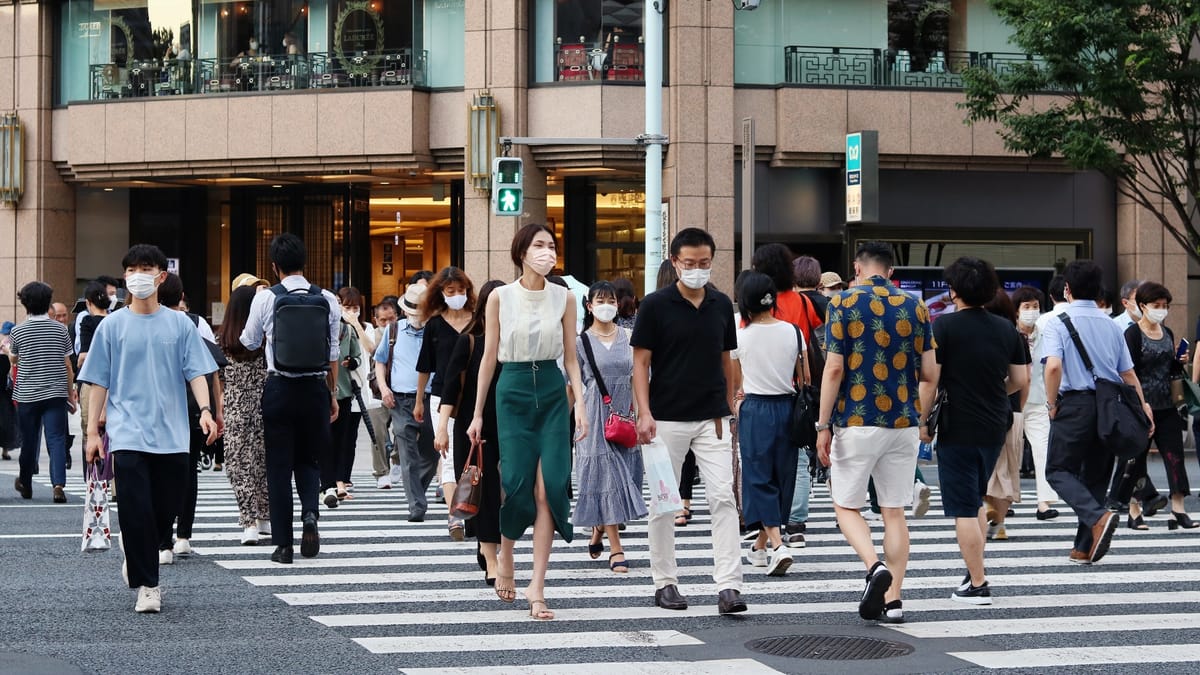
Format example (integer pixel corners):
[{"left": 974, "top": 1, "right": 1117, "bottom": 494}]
[
  {"left": 495, "top": 574, "right": 515, "bottom": 603},
  {"left": 528, "top": 598, "right": 554, "bottom": 620}
]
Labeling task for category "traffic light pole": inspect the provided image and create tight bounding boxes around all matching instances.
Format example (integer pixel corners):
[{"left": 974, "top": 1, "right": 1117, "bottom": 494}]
[{"left": 643, "top": 0, "right": 665, "bottom": 296}]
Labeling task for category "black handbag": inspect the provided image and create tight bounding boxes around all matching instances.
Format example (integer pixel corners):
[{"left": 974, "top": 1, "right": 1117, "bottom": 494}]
[
  {"left": 788, "top": 326, "right": 818, "bottom": 447},
  {"left": 1059, "top": 315, "right": 1151, "bottom": 461},
  {"left": 926, "top": 388, "right": 948, "bottom": 438}
]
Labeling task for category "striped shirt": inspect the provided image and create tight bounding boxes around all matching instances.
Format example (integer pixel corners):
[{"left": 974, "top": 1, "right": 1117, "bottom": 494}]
[{"left": 8, "top": 315, "right": 73, "bottom": 403}]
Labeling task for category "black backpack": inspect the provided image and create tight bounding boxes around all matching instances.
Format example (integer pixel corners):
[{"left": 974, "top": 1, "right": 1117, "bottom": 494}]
[{"left": 270, "top": 284, "right": 331, "bottom": 373}]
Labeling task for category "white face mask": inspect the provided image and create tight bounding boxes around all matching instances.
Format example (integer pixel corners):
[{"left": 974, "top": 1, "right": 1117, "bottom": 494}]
[
  {"left": 343, "top": 307, "right": 360, "bottom": 318},
  {"left": 125, "top": 272, "right": 158, "bottom": 300},
  {"left": 1128, "top": 302, "right": 1143, "bottom": 320},
  {"left": 249, "top": 40, "right": 258, "bottom": 51},
  {"left": 107, "top": 294, "right": 119, "bottom": 310},
  {"left": 591, "top": 303, "right": 618, "bottom": 323},
  {"left": 444, "top": 293, "right": 468, "bottom": 311},
  {"left": 1018, "top": 309, "right": 1040, "bottom": 327},
  {"left": 1145, "top": 307, "right": 1169, "bottom": 324},
  {"left": 678, "top": 267, "right": 710, "bottom": 290},
  {"left": 525, "top": 248, "right": 557, "bottom": 276}
]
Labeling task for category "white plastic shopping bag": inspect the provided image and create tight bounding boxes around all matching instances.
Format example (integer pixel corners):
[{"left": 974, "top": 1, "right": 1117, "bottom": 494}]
[
  {"left": 643, "top": 437, "right": 682, "bottom": 515},
  {"left": 81, "top": 442, "right": 114, "bottom": 553}
]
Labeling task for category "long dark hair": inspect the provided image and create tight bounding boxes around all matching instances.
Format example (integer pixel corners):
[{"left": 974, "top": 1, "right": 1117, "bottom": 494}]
[
  {"left": 737, "top": 272, "right": 776, "bottom": 322},
  {"left": 421, "top": 266, "right": 476, "bottom": 320},
  {"left": 582, "top": 281, "right": 618, "bottom": 331},
  {"left": 220, "top": 286, "right": 261, "bottom": 361},
  {"left": 465, "top": 280, "right": 505, "bottom": 336},
  {"left": 611, "top": 276, "right": 637, "bottom": 319},
  {"left": 655, "top": 259, "right": 677, "bottom": 290}
]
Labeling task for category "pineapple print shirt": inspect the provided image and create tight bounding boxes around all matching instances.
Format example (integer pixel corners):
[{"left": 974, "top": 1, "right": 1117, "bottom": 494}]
[{"left": 824, "top": 276, "right": 931, "bottom": 429}]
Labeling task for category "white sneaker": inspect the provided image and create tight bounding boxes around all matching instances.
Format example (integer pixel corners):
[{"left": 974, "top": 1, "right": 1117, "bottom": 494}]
[
  {"left": 864, "top": 510, "right": 883, "bottom": 521},
  {"left": 746, "top": 545, "right": 769, "bottom": 567},
  {"left": 257, "top": 519, "right": 271, "bottom": 537},
  {"left": 323, "top": 488, "right": 340, "bottom": 509},
  {"left": 172, "top": 539, "right": 191, "bottom": 557},
  {"left": 135, "top": 586, "right": 161, "bottom": 613},
  {"left": 376, "top": 475, "right": 393, "bottom": 489},
  {"left": 766, "top": 545, "right": 793, "bottom": 576},
  {"left": 240, "top": 526, "right": 260, "bottom": 545},
  {"left": 158, "top": 549, "right": 173, "bottom": 565},
  {"left": 389, "top": 465, "right": 403, "bottom": 484},
  {"left": 912, "top": 481, "right": 932, "bottom": 519}
]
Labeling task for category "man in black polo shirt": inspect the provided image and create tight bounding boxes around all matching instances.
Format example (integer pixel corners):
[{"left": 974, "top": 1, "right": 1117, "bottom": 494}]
[{"left": 632, "top": 227, "right": 746, "bottom": 615}]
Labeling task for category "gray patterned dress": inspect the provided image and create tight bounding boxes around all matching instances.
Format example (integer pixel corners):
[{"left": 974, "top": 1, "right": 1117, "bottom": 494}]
[{"left": 573, "top": 328, "right": 648, "bottom": 527}]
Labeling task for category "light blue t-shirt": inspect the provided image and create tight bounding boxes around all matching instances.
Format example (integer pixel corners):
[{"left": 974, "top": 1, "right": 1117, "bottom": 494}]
[
  {"left": 77, "top": 306, "right": 218, "bottom": 454},
  {"left": 373, "top": 319, "right": 429, "bottom": 394}
]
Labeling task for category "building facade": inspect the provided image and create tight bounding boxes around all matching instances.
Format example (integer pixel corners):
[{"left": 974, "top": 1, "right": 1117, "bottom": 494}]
[{"left": 0, "top": 0, "right": 1191, "bottom": 334}]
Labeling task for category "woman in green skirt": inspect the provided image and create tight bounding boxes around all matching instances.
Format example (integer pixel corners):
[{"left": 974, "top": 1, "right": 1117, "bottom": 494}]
[{"left": 468, "top": 223, "right": 588, "bottom": 621}]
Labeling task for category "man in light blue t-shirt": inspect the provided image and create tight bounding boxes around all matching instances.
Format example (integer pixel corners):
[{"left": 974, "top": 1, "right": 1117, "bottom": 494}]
[{"left": 80, "top": 244, "right": 218, "bottom": 614}]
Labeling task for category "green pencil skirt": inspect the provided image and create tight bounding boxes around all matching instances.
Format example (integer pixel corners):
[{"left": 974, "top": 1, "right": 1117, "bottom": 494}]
[{"left": 495, "top": 360, "right": 573, "bottom": 543}]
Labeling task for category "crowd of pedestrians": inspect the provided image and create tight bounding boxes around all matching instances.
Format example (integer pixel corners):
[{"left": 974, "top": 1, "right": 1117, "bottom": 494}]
[{"left": 5, "top": 229, "right": 1200, "bottom": 625}]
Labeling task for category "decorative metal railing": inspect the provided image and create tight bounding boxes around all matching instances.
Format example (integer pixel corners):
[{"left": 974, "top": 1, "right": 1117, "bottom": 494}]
[{"left": 783, "top": 46, "right": 1055, "bottom": 90}]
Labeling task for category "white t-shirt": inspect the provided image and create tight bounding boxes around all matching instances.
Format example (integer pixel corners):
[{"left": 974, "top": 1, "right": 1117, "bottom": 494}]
[{"left": 734, "top": 321, "right": 803, "bottom": 396}]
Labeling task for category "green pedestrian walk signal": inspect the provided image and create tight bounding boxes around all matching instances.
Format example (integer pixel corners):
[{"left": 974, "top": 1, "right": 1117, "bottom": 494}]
[{"left": 491, "top": 157, "right": 523, "bottom": 216}]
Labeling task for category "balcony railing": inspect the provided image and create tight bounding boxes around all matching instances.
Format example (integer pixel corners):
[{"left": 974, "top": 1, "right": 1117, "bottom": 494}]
[
  {"left": 783, "top": 46, "right": 1057, "bottom": 90},
  {"left": 85, "top": 49, "right": 429, "bottom": 100}
]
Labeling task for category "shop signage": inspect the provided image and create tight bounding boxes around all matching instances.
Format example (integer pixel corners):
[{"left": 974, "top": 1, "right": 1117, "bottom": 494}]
[
  {"left": 334, "top": 1, "right": 385, "bottom": 73},
  {"left": 167, "top": 258, "right": 179, "bottom": 275},
  {"left": 845, "top": 131, "right": 878, "bottom": 224}
]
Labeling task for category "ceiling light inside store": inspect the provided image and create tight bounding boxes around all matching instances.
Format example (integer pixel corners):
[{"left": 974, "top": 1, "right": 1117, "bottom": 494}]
[
  {"left": 429, "top": 170, "right": 463, "bottom": 177},
  {"left": 555, "top": 168, "right": 617, "bottom": 175},
  {"left": 209, "top": 177, "right": 264, "bottom": 184},
  {"left": 272, "top": 184, "right": 282, "bottom": 188}
]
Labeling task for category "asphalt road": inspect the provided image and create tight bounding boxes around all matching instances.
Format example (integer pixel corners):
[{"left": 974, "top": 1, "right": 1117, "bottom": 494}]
[{"left": 3, "top": 439, "right": 1200, "bottom": 675}]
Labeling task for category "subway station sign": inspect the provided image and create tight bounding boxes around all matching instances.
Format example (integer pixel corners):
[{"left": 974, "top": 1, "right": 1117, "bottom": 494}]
[{"left": 845, "top": 131, "right": 879, "bottom": 224}]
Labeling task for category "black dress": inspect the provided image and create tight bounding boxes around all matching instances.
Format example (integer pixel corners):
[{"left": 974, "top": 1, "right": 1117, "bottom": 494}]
[{"left": 440, "top": 331, "right": 502, "bottom": 544}]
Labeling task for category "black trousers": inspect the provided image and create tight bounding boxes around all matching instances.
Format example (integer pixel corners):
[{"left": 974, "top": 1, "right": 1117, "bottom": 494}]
[
  {"left": 1046, "top": 392, "right": 1116, "bottom": 554},
  {"left": 322, "top": 396, "right": 358, "bottom": 491},
  {"left": 262, "top": 375, "right": 330, "bottom": 548},
  {"left": 113, "top": 451, "right": 188, "bottom": 588},
  {"left": 678, "top": 450, "right": 697, "bottom": 501},
  {"left": 159, "top": 427, "right": 205, "bottom": 549}
]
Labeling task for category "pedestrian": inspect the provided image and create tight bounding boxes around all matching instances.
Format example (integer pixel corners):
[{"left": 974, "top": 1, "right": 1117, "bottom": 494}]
[
  {"left": 1112, "top": 280, "right": 1144, "bottom": 329},
  {"left": 74, "top": 275, "right": 120, "bottom": 357},
  {"left": 376, "top": 284, "right": 438, "bottom": 522},
  {"left": 753, "top": 243, "right": 822, "bottom": 338},
  {"left": 733, "top": 271, "right": 807, "bottom": 576},
  {"left": 239, "top": 233, "right": 342, "bottom": 565},
  {"left": 218, "top": 285, "right": 271, "bottom": 545},
  {"left": 414, "top": 267, "right": 476, "bottom": 540},
  {"left": 76, "top": 280, "right": 114, "bottom": 474},
  {"left": 793, "top": 255, "right": 828, "bottom": 319},
  {"left": 0, "top": 321, "right": 17, "bottom": 461},
  {"left": 338, "top": 287, "right": 376, "bottom": 490},
  {"left": 369, "top": 298, "right": 399, "bottom": 488},
  {"left": 611, "top": 277, "right": 639, "bottom": 330},
  {"left": 436, "top": 280, "right": 505, "bottom": 584},
  {"left": 815, "top": 241, "right": 935, "bottom": 624},
  {"left": 819, "top": 271, "right": 847, "bottom": 298},
  {"left": 79, "top": 244, "right": 219, "bottom": 613},
  {"left": 467, "top": 223, "right": 588, "bottom": 621},
  {"left": 632, "top": 227, "right": 747, "bottom": 615},
  {"left": 652, "top": 259, "right": 697, "bottom": 527},
  {"left": 575, "top": 281, "right": 648, "bottom": 574},
  {"left": 321, "top": 288, "right": 366, "bottom": 509},
  {"left": 4, "top": 281, "right": 78, "bottom": 501},
  {"left": 922, "top": 259, "right": 1028, "bottom": 605},
  {"left": 977, "top": 288, "right": 1032, "bottom": 543},
  {"left": 1040, "top": 259, "right": 1153, "bottom": 564},
  {"left": 1014, "top": 284, "right": 1061, "bottom": 520},
  {"left": 1120, "top": 282, "right": 1197, "bottom": 530}
]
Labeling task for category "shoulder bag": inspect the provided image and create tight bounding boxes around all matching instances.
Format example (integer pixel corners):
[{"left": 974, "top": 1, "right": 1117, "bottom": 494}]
[
  {"left": 787, "top": 326, "right": 819, "bottom": 448},
  {"left": 369, "top": 323, "right": 398, "bottom": 399},
  {"left": 580, "top": 333, "right": 638, "bottom": 449},
  {"left": 1059, "top": 314, "right": 1150, "bottom": 460},
  {"left": 450, "top": 437, "right": 483, "bottom": 519}
]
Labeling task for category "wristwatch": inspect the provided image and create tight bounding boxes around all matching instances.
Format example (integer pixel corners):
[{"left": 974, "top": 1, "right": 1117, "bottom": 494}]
[
  {"left": 198, "top": 406, "right": 213, "bottom": 416},
  {"left": 815, "top": 421, "right": 832, "bottom": 432}
]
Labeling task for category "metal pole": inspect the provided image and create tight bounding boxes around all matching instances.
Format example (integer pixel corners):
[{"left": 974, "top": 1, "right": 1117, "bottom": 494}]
[{"left": 643, "top": 1, "right": 664, "bottom": 295}]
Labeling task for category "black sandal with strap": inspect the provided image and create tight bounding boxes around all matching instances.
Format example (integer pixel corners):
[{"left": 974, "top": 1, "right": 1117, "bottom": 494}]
[{"left": 609, "top": 550, "right": 629, "bottom": 573}]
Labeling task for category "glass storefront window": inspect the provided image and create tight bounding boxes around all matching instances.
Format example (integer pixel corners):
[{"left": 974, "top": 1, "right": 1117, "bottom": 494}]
[
  {"left": 56, "top": 0, "right": 463, "bottom": 103},
  {"left": 532, "top": 0, "right": 647, "bottom": 83}
]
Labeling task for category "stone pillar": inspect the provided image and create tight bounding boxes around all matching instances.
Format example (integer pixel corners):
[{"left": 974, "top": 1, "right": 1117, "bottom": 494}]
[
  {"left": 663, "top": 0, "right": 735, "bottom": 292},
  {"left": 0, "top": 0, "right": 75, "bottom": 321},
  {"left": 1115, "top": 190, "right": 1190, "bottom": 339},
  {"left": 462, "top": 0, "right": 546, "bottom": 283}
]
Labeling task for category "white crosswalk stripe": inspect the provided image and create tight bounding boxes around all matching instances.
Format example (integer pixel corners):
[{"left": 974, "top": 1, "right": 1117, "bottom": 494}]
[{"left": 174, "top": 470, "right": 1200, "bottom": 672}]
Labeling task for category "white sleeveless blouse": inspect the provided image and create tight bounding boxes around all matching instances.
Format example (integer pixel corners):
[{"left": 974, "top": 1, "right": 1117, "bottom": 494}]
[{"left": 496, "top": 280, "right": 569, "bottom": 363}]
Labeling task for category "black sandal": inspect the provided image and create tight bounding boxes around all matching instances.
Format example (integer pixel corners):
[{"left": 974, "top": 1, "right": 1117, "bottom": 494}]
[
  {"left": 674, "top": 508, "right": 691, "bottom": 527},
  {"left": 588, "top": 527, "right": 604, "bottom": 559},
  {"left": 609, "top": 550, "right": 629, "bottom": 573},
  {"left": 1127, "top": 514, "right": 1149, "bottom": 531}
]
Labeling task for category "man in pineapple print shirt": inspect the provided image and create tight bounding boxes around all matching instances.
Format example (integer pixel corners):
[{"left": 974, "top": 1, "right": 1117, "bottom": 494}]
[{"left": 815, "top": 241, "right": 936, "bottom": 625}]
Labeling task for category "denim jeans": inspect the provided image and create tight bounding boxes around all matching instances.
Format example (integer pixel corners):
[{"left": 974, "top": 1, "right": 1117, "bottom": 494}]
[
  {"left": 788, "top": 446, "right": 811, "bottom": 524},
  {"left": 17, "top": 397, "right": 68, "bottom": 488}
]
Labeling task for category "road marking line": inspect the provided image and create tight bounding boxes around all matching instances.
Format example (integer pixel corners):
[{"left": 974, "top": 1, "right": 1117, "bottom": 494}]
[
  {"left": 890, "top": 612, "right": 1200, "bottom": 639},
  {"left": 354, "top": 630, "right": 702, "bottom": 654},
  {"left": 398, "top": 659, "right": 783, "bottom": 674},
  {"left": 947, "top": 644, "right": 1200, "bottom": 669}
]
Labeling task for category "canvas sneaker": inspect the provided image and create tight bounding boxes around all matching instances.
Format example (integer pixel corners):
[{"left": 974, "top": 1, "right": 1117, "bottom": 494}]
[
  {"left": 912, "top": 481, "right": 932, "bottom": 519},
  {"left": 785, "top": 533, "right": 807, "bottom": 548},
  {"left": 389, "top": 464, "right": 404, "bottom": 484},
  {"left": 951, "top": 580, "right": 993, "bottom": 605},
  {"left": 858, "top": 561, "right": 893, "bottom": 620},
  {"left": 241, "top": 526, "right": 260, "bottom": 545},
  {"left": 158, "top": 549, "right": 173, "bottom": 565},
  {"left": 879, "top": 599, "right": 904, "bottom": 624},
  {"left": 257, "top": 519, "right": 271, "bottom": 537},
  {"left": 746, "top": 544, "right": 769, "bottom": 567},
  {"left": 376, "top": 475, "right": 393, "bottom": 489},
  {"left": 134, "top": 586, "right": 161, "bottom": 613},
  {"left": 172, "top": 539, "right": 191, "bottom": 557},
  {"left": 765, "top": 545, "right": 793, "bottom": 576}
]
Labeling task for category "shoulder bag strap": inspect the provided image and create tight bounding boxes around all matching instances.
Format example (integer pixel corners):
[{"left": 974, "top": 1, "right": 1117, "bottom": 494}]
[
  {"left": 454, "top": 334, "right": 476, "bottom": 415},
  {"left": 793, "top": 325, "right": 805, "bottom": 391},
  {"left": 1058, "top": 314, "right": 1097, "bottom": 379},
  {"left": 579, "top": 333, "right": 612, "bottom": 405},
  {"left": 383, "top": 324, "right": 398, "bottom": 389}
]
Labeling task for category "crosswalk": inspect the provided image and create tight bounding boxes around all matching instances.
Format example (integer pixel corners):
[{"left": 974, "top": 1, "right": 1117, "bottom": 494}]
[{"left": 158, "top": 472, "right": 1200, "bottom": 671}]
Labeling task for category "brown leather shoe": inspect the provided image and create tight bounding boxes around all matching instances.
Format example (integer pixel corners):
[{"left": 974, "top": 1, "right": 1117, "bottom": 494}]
[
  {"left": 1068, "top": 549, "right": 1091, "bottom": 565},
  {"left": 52, "top": 485, "right": 66, "bottom": 503},
  {"left": 1089, "top": 511, "right": 1118, "bottom": 562},
  {"left": 14, "top": 477, "right": 31, "bottom": 499}
]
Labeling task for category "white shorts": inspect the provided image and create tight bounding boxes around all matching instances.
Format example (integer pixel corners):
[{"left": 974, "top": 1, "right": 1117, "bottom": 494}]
[{"left": 829, "top": 426, "right": 920, "bottom": 509}]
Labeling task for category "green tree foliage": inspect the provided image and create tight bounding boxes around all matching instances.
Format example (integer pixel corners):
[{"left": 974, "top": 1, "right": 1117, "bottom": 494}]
[{"left": 961, "top": 0, "right": 1200, "bottom": 261}]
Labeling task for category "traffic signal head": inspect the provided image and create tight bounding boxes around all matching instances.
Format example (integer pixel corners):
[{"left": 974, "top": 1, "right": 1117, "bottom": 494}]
[{"left": 492, "top": 157, "right": 523, "bottom": 216}]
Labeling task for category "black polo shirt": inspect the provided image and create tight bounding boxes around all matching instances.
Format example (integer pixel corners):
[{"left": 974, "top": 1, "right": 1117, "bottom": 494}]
[{"left": 630, "top": 283, "right": 737, "bottom": 422}]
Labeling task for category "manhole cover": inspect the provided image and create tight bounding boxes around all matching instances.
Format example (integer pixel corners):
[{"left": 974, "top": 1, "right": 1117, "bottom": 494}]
[{"left": 745, "top": 634, "right": 915, "bottom": 661}]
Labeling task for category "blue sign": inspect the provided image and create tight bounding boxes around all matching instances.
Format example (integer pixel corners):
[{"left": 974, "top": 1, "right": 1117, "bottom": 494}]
[{"left": 846, "top": 133, "right": 862, "bottom": 173}]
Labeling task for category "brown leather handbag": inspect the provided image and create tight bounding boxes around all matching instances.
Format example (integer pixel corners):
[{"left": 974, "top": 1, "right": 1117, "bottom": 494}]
[{"left": 450, "top": 437, "right": 483, "bottom": 519}]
